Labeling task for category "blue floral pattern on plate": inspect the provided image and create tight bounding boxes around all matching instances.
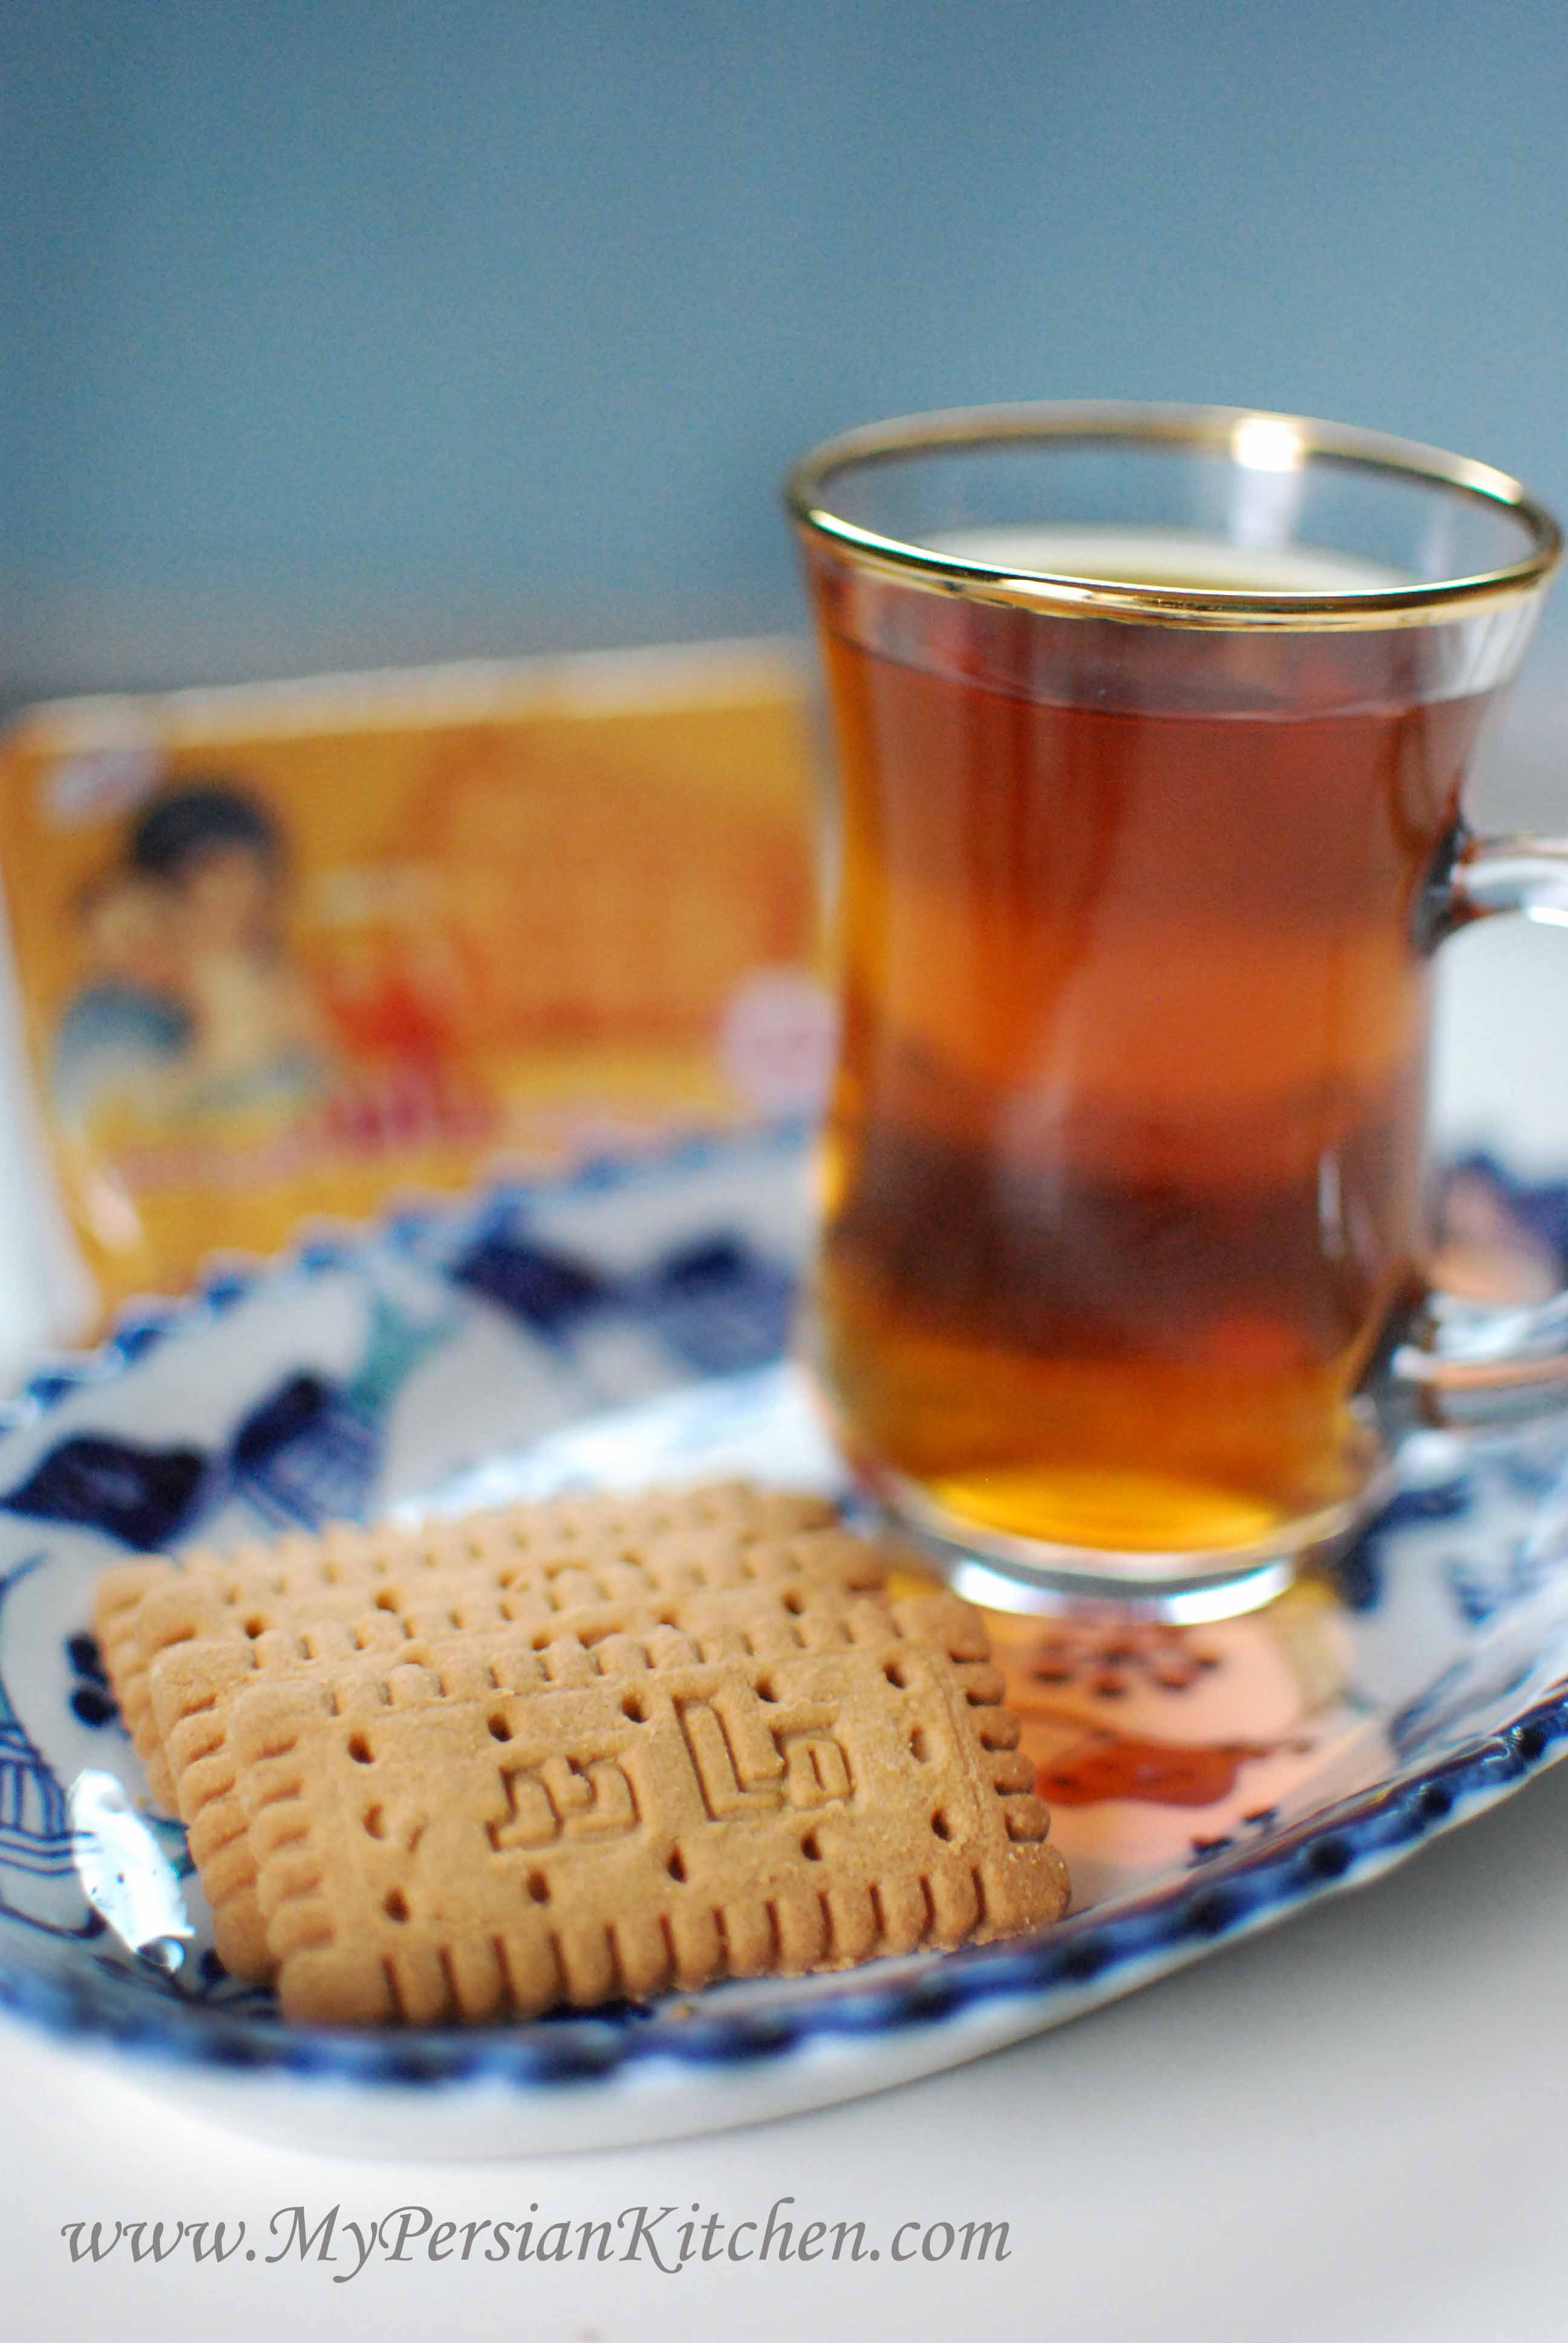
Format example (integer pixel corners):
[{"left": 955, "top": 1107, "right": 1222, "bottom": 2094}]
[{"left": 2, "top": 1121, "right": 1568, "bottom": 2152}]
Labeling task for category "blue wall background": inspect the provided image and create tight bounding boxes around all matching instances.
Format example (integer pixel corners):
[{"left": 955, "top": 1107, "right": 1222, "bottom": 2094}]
[{"left": 5, "top": 0, "right": 1568, "bottom": 700}]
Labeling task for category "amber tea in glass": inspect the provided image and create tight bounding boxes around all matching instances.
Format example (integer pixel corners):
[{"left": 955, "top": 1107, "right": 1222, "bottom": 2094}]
[{"left": 788, "top": 405, "right": 1566, "bottom": 1611}]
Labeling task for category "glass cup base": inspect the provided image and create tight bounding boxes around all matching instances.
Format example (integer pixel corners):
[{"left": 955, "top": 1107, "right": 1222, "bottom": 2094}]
[{"left": 858, "top": 1461, "right": 1387, "bottom": 1623}]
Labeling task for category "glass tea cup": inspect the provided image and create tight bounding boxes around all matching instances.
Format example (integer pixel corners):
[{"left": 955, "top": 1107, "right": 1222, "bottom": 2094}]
[{"left": 786, "top": 402, "right": 1567, "bottom": 1616}]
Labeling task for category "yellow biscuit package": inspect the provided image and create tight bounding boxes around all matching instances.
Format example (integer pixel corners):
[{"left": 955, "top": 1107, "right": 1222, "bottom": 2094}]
[{"left": 0, "top": 641, "right": 824, "bottom": 1322}]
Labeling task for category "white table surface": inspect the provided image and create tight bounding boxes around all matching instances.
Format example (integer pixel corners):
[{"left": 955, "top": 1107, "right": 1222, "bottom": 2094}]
[{"left": 5, "top": 831, "right": 1568, "bottom": 2341}]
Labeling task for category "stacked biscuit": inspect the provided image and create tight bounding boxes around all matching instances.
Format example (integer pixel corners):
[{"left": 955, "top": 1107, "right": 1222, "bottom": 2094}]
[{"left": 94, "top": 1482, "right": 1070, "bottom": 2026}]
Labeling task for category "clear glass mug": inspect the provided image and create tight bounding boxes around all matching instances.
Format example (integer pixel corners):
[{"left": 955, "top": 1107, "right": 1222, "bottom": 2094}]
[{"left": 785, "top": 402, "right": 1567, "bottom": 1616}]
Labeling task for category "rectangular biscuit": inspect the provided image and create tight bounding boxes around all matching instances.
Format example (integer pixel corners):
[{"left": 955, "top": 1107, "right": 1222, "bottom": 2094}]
[
  {"left": 226, "top": 1588, "right": 1070, "bottom": 2025},
  {"left": 142, "top": 1501, "right": 886, "bottom": 1978},
  {"left": 94, "top": 1481, "right": 843, "bottom": 1810}
]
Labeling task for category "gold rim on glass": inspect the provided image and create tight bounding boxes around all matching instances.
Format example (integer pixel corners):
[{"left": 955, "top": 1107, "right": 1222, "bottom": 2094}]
[{"left": 784, "top": 401, "right": 1563, "bottom": 630}]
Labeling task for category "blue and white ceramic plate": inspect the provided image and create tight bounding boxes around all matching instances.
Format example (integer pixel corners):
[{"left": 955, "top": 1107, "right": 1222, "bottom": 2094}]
[{"left": 6, "top": 1123, "right": 1568, "bottom": 2155}]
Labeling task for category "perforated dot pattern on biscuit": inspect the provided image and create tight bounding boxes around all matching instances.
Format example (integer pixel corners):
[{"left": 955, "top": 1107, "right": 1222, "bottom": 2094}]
[
  {"left": 117, "top": 1485, "right": 878, "bottom": 1979},
  {"left": 223, "top": 1588, "right": 1068, "bottom": 2026}
]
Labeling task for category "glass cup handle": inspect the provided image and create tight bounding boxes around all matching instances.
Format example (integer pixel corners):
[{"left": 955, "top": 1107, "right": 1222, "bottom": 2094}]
[{"left": 1397, "top": 830, "right": 1568, "bottom": 1424}]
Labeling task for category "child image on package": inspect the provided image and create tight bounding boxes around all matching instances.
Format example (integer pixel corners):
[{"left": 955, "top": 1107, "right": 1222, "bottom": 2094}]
[
  {"left": 53, "top": 783, "right": 328, "bottom": 1134},
  {"left": 38, "top": 758, "right": 507, "bottom": 1293}
]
